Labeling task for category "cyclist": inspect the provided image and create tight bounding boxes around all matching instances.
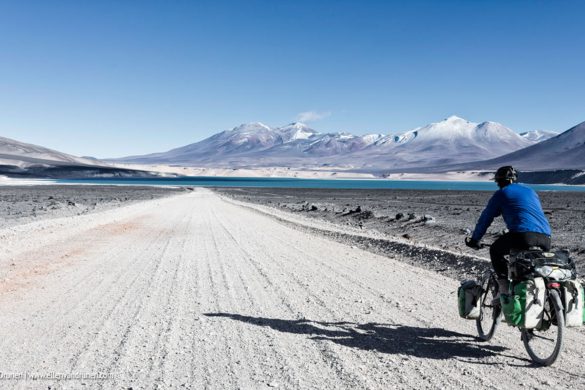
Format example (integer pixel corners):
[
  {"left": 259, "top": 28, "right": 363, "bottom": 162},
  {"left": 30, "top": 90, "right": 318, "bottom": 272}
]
[{"left": 465, "top": 166, "right": 552, "bottom": 297}]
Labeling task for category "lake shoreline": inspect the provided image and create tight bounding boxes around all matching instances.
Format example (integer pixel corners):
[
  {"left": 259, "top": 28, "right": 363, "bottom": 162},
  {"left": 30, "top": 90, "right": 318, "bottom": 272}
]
[{"left": 52, "top": 176, "right": 585, "bottom": 192}]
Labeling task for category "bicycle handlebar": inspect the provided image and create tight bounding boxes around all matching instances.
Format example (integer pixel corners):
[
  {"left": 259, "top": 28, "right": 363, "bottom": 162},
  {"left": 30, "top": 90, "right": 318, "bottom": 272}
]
[{"left": 465, "top": 237, "right": 491, "bottom": 250}]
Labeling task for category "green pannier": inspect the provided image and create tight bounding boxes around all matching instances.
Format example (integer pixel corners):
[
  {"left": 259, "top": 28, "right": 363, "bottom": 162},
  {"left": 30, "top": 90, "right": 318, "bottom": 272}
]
[
  {"left": 500, "top": 293, "right": 523, "bottom": 326},
  {"left": 458, "top": 280, "right": 482, "bottom": 319},
  {"left": 500, "top": 277, "right": 545, "bottom": 329}
]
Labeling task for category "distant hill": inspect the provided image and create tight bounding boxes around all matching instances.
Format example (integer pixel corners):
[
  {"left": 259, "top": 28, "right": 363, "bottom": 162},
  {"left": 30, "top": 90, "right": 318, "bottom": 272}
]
[
  {"left": 0, "top": 136, "right": 99, "bottom": 168},
  {"left": 450, "top": 121, "right": 585, "bottom": 171},
  {"left": 0, "top": 136, "right": 160, "bottom": 179}
]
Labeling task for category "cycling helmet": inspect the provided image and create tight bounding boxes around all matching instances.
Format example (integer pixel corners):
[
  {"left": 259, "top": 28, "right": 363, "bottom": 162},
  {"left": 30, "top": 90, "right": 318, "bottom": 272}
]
[{"left": 494, "top": 166, "right": 518, "bottom": 186}]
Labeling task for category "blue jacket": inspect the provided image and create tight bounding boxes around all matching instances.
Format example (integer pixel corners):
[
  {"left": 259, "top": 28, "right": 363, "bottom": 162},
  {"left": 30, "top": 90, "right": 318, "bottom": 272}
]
[{"left": 472, "top": 183, "right": 551, "bottom": 242}]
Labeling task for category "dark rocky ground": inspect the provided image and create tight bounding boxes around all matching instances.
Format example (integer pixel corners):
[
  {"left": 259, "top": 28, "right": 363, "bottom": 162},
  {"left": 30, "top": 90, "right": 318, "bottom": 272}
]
[
  {"left": 0, "top": 185, "right": 184, "bottom": 228},
  {"left": 214, "top": 187, "right": 585, "bottom": 275}
]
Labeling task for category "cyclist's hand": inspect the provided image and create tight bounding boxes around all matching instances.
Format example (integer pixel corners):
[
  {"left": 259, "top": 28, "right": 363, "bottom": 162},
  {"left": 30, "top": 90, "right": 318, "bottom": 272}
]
[{"left": 465, "top": 237, "right": 481, "bottom": 250}]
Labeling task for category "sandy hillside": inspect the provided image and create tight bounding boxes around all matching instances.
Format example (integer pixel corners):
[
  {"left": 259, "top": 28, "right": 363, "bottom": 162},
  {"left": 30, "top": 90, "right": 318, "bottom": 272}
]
[{"left": 0, "top": 189, "right": 584, "bottom": 389}]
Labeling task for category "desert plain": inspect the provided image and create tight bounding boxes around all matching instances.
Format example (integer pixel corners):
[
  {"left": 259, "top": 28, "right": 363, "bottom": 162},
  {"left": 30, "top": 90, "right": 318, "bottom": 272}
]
[{"left": 0, "top": 184, "right": 584, "bottom": 389}]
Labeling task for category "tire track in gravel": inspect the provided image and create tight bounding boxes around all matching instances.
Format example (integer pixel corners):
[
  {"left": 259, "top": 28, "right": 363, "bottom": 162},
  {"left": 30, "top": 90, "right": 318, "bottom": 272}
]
[
  {"left": 0, "top": 195, "right": 197, "bottom": 389},
  {"left": 209, "top": 196, "right": 440, "bottom": 389},
  {"left": 207, "top": 206, "right": 266, "bottom": 389},
  {"left": 209, "top": 212, "right": 301, "bottom": 387},
  {"left": 96, "top": 201, "right": 196, "bottom": 389},
  {"left": 213, "top": 195, "right": 348, "bottom": 387},
  {"left": 207, "top": 202, "right": 306, "bottom": 388},
  {"left": 70, "top": 228, "right": 175, "bottom": 371},
  {"left": 69, "top": 216, "right": 184, "bottom": 389},
  {"left": 0, "top": 210, "right": 173, "bottom": 380},
  {"left": 210, "top": 205, "right": 347, "bottom": 389},
  {"left": 198, "top": 205, "right": 243, "bottom": 389},
  {"left": 210, "top": 196, "right": 484, "bottom": 389},
  {"left": 212, "top": 203, "right": 445, "bottom": 385},
  {"left": 154, "top": 210, "right": 200, "bottom": 388}
]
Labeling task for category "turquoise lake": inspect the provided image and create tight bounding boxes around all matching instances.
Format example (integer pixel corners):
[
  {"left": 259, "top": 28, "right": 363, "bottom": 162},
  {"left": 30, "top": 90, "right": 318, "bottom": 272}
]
[{"left": 58, "top": 177, "right": 585, "bottom": 192}]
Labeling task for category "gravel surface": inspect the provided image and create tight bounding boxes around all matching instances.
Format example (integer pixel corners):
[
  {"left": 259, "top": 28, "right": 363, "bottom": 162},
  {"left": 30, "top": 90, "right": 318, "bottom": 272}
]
[
  {"left": 0, "top": 185, "right": 184, "bottom": 228},
  {"left": 0, "top": 189, "right": 584, "bottom": 389},
  {"left": 215, "top": 187, "right": 585, "bottom": 277}
]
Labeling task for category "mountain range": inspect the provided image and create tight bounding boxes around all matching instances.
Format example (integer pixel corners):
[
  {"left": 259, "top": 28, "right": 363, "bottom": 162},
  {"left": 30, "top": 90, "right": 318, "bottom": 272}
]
[
  {"left": 3, "top": 116, "right": 582, "bottom": 181},
  {"left": 116, "top": 116, "right": 554, "bottom": 169}
]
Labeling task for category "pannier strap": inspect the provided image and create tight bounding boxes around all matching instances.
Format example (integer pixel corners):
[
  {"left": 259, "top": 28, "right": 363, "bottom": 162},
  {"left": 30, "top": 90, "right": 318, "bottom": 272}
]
[
  {"left": 526, "top": 283, "right": 542, "bottom": 306},
  {"left": 566, "top": 282, "right": 579, "bottom": 309}
]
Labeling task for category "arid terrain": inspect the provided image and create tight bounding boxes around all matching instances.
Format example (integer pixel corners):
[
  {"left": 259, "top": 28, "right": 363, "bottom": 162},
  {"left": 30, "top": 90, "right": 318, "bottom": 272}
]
[
  {"left": 0, "top": 186, "right": 584, "bottom": 389},
  {"left": 216, "top": 187, "right": 585, "bottom": 279},
  {"left": 0, "top": 185, "right": 184, "bottom": 228}
]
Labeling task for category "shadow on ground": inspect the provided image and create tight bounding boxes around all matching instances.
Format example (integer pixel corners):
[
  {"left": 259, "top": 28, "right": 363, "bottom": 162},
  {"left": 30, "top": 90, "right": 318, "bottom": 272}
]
[{"left": 205, "top": 313, "right": 508, "bottom": 361}]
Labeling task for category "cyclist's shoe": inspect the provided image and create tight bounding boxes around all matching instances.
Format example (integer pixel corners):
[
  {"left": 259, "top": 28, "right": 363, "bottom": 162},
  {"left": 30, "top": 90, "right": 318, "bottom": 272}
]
[
  {"left": 465, "top": 237, "right": 481, "bottom": 250},
  {"left": 491, "top": 278, "right": 510, "bottom": 306}
]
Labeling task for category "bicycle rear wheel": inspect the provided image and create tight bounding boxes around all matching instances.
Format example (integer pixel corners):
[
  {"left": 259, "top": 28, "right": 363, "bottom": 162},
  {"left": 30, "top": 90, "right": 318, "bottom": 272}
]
[
  {"left": 476, "top": 272, "right": 501, "bottom": 341},
  {"left": 522, "top": 289, "right": 564, "bottom": 366}
]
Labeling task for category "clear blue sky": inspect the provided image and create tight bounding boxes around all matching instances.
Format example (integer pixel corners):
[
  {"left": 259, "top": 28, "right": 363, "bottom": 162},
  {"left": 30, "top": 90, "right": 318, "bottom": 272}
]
[{"left": 0, "top": 0, "right": 583, "bottom": 158}]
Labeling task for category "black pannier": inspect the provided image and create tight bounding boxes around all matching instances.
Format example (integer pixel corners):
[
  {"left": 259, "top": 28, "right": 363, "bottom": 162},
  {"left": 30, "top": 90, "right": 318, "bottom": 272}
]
[{"left": 508, "top": 249, "right": 576, "bottom": 281}]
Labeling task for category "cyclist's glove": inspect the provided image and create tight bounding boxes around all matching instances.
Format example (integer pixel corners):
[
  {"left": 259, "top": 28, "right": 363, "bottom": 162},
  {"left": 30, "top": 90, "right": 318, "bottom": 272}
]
[{"left": 465, "top": 237, "right": 481, "bottom": 250}]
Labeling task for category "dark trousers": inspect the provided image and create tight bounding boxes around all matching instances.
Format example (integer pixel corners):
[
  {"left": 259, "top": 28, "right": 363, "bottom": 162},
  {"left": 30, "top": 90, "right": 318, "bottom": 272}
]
[{"left": 490, "top": 232, "right": 551, "bottom": 278}]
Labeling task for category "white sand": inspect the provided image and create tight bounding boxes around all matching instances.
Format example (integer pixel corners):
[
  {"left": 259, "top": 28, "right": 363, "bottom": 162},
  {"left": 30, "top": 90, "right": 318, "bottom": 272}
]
[
  {"left": 0, "top": 175, "right": 56, "bottom": 186},
  {"left": 113, "top": 163, "right": 378, "bottom": 179},
  {"left": 383, "top": 171, "right": 491, "bottom": 181}
]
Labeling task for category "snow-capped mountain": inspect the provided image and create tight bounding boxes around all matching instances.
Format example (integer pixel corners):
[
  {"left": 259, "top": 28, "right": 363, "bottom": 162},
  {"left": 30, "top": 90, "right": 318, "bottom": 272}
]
[
  {"left": 118, "top": 122, "right": 380, "bottom": 164},
  {"left": 520, "top": 130, "right": 558, "bottom": 143},
  {"left": 361, "top": 133, "right": 385, "bottom": 145},
  {"left": 275, "top": 122, "right": 318, "bottom": 143},
  {"left": 461, "top": 121, "right": 585, "bottom": 170},
  {"left": 302, "top": 132, "right": 375, "bottom": 156},
  {"left": 113, "top": 116, "right": 540, "bottom": 169},
  {"left": 386, "top": 116, "right": 530, "bottom": 150},
  {"left": 353, "top": 116, "right": 533, "bottom": 169},
  {"left": 119, "top": 122, "right": 284, "bottom": 164},
  {"left": 0, "top": 135, "right": 101, "bottom": 168}
]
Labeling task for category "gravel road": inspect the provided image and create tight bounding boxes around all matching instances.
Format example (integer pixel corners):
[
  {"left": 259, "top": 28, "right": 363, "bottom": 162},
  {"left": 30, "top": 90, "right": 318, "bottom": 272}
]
[{"left": 0, "top": 189, "right": 584, "bottom": 389}]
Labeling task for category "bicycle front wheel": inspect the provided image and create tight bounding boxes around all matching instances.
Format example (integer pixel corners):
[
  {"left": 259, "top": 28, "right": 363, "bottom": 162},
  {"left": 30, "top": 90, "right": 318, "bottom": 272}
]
[
  {"left": 476, "top": 272, "right": 501, "bottom": 341},
  {"left": 522, "top": 289, "right": 565, "bottom": 366}
]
